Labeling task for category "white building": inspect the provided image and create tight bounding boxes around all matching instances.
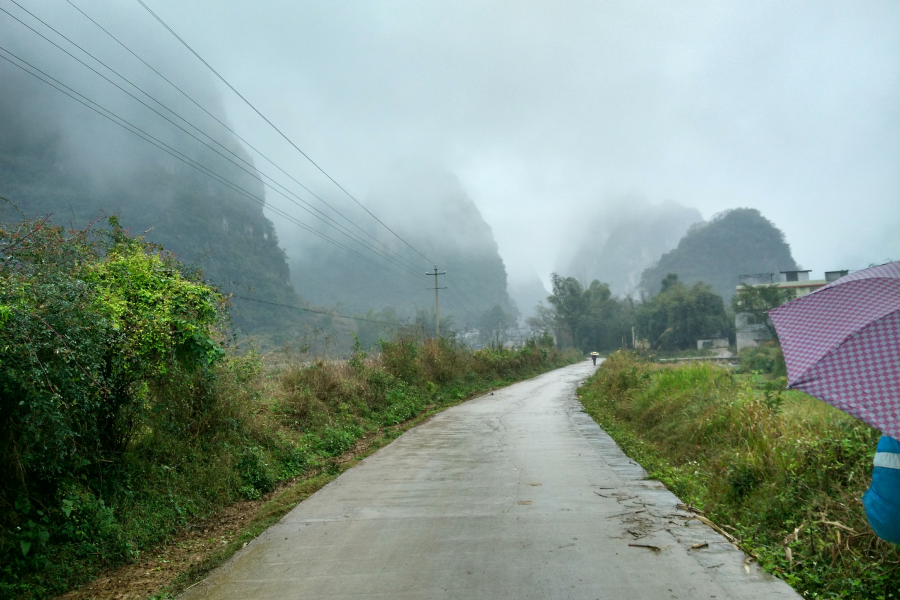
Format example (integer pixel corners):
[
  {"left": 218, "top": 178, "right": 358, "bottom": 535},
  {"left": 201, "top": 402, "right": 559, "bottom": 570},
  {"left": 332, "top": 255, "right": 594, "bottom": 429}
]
[{"left": 734, "top": 269, "right": 848, "bottom": 350}]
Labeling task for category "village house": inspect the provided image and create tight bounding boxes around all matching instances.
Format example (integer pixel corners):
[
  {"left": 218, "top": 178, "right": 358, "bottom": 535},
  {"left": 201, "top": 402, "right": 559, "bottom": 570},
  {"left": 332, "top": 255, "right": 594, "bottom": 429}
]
[{"left": 735, "top": 269, "right": 849, "bottom": 350}]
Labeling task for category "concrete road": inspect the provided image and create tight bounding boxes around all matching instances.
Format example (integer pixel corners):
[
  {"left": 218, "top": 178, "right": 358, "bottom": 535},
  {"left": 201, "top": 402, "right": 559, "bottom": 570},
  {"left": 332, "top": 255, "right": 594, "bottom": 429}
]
[{"left": 183, "top": 361, "right": 800, "bottom": 600}]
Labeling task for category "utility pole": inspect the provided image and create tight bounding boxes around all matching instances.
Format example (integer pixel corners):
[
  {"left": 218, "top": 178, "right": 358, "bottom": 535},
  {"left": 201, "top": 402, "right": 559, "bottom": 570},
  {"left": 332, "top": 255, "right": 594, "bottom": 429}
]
[
  {"left": 426, "top": 265, "right": 447, "bottom": 337},
  {"left": 498, "top": 319, "right": 503, "bottom": 348}
]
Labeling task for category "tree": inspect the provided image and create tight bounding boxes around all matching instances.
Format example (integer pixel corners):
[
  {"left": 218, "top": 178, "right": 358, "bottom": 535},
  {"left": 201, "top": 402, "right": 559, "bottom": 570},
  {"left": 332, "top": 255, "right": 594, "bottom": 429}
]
[
  {"left": 547, "top": 274, "right": 586, "bottom": 348},
  {"left": 0, "top": 216, "right": 224, "bottom": 525},
  {"left": 731, "top": 284, "right": 794, "bottom": 341},
  {"left": 545, "top": 274, "right": 633, "bottom": 352},
  {"left": 525, "top": 302, "right": 561, "bottom": 344},
  {"left": 475, "top": 304, "right": 519, "bottom": 346},
  {"left": 635, "top": 274, "right": 731, "bottom": 350},
  {"left": 576, "top": 281, "right": 633, "bottom": 351}
]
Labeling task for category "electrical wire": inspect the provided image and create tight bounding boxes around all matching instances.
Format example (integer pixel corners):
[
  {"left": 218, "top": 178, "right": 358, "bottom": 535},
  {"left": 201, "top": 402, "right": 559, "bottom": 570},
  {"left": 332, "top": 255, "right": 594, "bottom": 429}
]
[
  {"left": 135, "top": 0, "right": 435, "bottom": 265},
  {"left": 63, "top": 0, "right": 426, "bottom": 275},
  {"left": 5, "top": 1, "right": 501, "bottom": 321},
  {"left": 445, "top": 273, "right": 481, "bottom": 310},
  {"left": 0, "top": 45, "right": 423, "bottom": 286},
  {"left": 232, "top": 295, "right": 401, "bottom": 327},
  {"left": 1, "top": 1, "right": 424, "bottom": 278}
]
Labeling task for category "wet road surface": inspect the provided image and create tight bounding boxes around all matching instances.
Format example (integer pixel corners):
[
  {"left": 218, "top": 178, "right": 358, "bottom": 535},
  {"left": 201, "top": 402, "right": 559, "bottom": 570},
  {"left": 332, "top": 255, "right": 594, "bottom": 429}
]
[{"left": 183, "top": 361, "right": 800, "bottom": 599}]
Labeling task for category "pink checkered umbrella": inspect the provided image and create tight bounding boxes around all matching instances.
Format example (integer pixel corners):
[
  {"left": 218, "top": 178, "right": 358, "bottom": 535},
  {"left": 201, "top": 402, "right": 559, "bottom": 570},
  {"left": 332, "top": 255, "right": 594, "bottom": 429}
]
[{"left": 768, "top": 262, "right": 900, "bottom": 439}]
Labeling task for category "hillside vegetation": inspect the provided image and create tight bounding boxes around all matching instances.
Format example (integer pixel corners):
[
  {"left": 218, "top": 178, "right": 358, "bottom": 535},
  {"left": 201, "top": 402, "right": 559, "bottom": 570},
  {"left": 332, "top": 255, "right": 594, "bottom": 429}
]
[
  {"left": 0, "top": 215, "right": 577, "bottom": 599},
  {"left": 578, "top": 352, "right": 900, "bottom": 599},
  {"left": 529, "top": 272, "right": 732, "bottom": 353},
  {"left": 640, "top": 208, "right": 799, "bottom": 301}
]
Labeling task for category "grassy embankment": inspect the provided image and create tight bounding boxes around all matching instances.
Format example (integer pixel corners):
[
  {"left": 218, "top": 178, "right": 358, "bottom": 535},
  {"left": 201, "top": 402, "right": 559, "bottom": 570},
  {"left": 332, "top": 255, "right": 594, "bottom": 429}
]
[
  {"left": 5, "top": 334, "right": 578, "bottom": 600},
  {"left": 578, "top": 351, "right": 900, "bottom": 600},
  {"left": 0, "top": 215, "right": 580, "bottom": 599},
  {"left": 0, "top": 336, "right": 581, "bottom": 598}
]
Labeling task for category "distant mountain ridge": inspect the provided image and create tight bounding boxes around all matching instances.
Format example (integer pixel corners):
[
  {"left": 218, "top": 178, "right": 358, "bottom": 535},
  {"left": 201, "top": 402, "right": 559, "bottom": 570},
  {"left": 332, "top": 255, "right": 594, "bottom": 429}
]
[{"left": 280, "top": 168, "right": 516, "bottom": 324}]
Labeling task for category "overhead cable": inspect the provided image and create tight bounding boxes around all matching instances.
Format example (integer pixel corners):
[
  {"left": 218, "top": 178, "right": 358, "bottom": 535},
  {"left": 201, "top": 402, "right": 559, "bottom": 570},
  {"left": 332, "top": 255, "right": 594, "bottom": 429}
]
[
  {"left": 1, "top": 2, "right": 424, "bottom": 278},
  {"left": 232, "top": 295, "right": 401, "bottom": 327},
  {"left": 0, "top": 46, "right": 422, "bottom": 286},
  {"left": 135, "top": 0, "right": 435, "bottom": 265},
  {"left": 63, "top": 0, "right": 425, "bottom": 274}
]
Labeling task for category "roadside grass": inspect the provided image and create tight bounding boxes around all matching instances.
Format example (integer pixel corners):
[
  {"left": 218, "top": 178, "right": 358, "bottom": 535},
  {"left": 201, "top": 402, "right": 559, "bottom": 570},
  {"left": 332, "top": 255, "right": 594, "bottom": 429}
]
[
  {"left": 3, "top": 333, "right": 578, "bottom": 599},
  {"left": 149, "top": 387, "right": 501, "bottom": 600},
  {"left": 577, "top": 351, "right": 900, "bottom": 600}
]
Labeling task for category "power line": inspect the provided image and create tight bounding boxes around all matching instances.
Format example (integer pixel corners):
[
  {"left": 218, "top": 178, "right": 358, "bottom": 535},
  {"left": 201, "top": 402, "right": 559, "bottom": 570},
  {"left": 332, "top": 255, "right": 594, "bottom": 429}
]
[
  {"left": 444, "top": 274, "right": 482, "bottom": 318},
  {"left": 0, "top": 46, "right": 423, "bottom": 286},
  {"left": 1, "top": 2, "right": 424, "bottom": 279},
  {"left": 425, "top": 265, "right": 447, "bottom": 336},
  {"left": 135, "top": 0, "right": 435, "bottom": 265},
  {"left": 6, "top": 1, "right": 502, "bottom": 317},
  {"left": 445, "top": 273, "right": 480, "bottom": 309},
  {"left": 62, "top": 0, "right": 426, "bottom": 275},
  {"left": 64, "top": 0, "right": 500, "bottom": 311},
  {"left": 232, "top": 295, "right": 401, "bottom": 327}
]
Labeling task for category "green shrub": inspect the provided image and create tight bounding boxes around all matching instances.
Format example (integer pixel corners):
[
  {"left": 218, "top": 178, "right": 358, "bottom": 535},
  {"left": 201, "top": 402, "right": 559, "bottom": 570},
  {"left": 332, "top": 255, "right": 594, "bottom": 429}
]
[
  {"left": 0, "top": 217, "right": 227, "bottom": 591},
  {"left": 738, "top": 344, "right": 787, "bottom": 376},
  {"left": 237, "top": 448, "right": 276, "bottom": 499}
]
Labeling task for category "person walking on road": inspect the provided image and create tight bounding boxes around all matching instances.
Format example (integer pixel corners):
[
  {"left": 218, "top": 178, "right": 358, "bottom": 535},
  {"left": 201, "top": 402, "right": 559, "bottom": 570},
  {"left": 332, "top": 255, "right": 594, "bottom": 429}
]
[{"left": 590, "top": 351, "right": 599, "bottom": 366}]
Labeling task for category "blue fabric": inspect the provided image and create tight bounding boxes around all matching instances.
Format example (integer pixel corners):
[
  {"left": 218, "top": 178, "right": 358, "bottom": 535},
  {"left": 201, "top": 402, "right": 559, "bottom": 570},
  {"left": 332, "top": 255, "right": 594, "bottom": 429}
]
[{"left": 863, "top": 436, "right": 900, "bottom": 544}]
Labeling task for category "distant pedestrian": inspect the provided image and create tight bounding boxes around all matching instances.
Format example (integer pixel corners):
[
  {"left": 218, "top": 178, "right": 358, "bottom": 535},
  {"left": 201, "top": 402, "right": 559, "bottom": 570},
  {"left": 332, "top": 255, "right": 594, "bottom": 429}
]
[{"left": 590, "top": 351, "right": 599, "bottom": 366}]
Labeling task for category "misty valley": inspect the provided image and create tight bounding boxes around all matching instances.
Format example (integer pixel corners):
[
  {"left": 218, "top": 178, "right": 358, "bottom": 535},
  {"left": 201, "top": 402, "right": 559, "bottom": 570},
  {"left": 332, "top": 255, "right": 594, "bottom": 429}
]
[{"left": 1, "top": 1, "right": 898, "bottom": 599}]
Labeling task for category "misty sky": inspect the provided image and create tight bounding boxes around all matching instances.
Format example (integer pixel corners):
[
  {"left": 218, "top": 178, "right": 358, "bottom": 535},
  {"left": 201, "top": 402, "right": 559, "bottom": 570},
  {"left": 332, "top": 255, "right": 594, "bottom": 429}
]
[{"left": 4, "top": 0, "right": 899, "bottom": 289}]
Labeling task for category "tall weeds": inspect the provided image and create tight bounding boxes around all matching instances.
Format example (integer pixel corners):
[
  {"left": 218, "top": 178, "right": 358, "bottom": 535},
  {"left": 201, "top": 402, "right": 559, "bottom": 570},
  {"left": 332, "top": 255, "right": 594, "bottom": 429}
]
[{"left": 578, "top": 352, "right": 899, "bottom": 599}]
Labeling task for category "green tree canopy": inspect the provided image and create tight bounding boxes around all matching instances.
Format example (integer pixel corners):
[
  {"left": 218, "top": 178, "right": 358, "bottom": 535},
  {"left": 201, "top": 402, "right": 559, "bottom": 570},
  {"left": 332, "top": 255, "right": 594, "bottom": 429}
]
[
  {"left": 731, "top": 283, "right": 794, "bottom": 341},
  {"left": 0, "top": 216, "right": 224, "bottom": 512},
  {"left": 546, "top": 274, "right": 633, "bottom": 352},
  {"left": 635, "top": 274, "right": 731, "bottom": 350}
]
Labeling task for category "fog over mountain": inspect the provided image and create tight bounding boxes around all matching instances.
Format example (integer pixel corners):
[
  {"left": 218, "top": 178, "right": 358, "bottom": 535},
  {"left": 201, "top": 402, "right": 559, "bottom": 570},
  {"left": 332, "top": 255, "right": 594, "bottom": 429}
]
[
  {"left": 1, "top": 0, "right": 898, "bottom": 334},
  {"left": 508, "top": 277, "right": 551, "bottom": 322},
  {"left": 277, "top": 163, "right": 515, "bottom": 322},
  {"left": 136, "top": 0, "right": 896, "bottom": 284},
  {"left": 640, "top": 208, "right": 799, "bottom": 302},
  {"left": 563, "top": 198, "right": 702, "bottom": 298},
  {"left": 0, "top": 1, "right": 304, "bottom": 340}
]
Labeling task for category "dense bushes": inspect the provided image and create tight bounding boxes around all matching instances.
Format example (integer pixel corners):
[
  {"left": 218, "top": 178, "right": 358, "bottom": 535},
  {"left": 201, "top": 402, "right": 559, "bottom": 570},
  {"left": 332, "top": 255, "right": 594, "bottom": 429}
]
[
  {"left": 0, "top": 217, "right": 231, "bottom": 597},
  {"left": 541, "top": 274, "right": 633, "bottom": 352},
  {"left": 0, "top": 217, "right": 576, "bottom": 599},
  {"left": 531, "top": 271, "right": 733, "bottom": 353},
  {"left": 578, "top": 352, "right": 899, "bottom": 599}
]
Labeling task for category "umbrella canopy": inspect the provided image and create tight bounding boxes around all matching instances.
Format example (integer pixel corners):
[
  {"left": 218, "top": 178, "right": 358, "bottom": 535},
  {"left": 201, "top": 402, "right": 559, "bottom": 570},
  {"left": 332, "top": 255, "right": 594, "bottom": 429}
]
[{"left": 769, "top": 262, "right": 900, "bottom": 438}]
